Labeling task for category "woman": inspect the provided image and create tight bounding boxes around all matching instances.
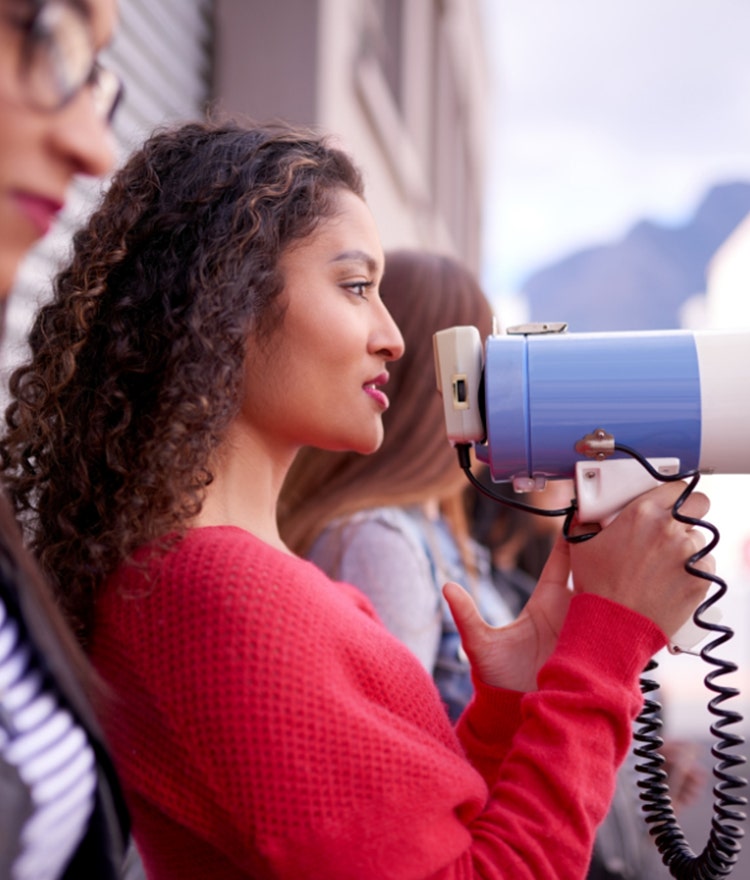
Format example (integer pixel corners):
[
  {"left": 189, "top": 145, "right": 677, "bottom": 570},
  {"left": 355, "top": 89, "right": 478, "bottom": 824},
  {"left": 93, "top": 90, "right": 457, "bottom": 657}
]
[
  {"left": 0, "top": 118, "right": 713, "bottom": 879},
  {"left": 280, "top": 250, "right": 515, "bottom": 712},
  {"left": 0, "top": 0, "right": 129, "bottom": 877}
]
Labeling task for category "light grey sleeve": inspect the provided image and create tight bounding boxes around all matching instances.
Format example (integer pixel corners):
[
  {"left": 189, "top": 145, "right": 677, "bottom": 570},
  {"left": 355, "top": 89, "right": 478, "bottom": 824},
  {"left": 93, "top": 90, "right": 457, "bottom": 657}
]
[{"left": 308, "top": 510, "right": 442, "bottom": 672}]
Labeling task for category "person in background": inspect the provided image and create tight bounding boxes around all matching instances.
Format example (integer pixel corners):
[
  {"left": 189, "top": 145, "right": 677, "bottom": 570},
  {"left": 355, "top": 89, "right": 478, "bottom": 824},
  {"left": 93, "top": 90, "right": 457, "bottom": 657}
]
[
  {"left": 469, "top": 475, "right": 575, "bottom": 614},
  {"left": 0, "top": 0, "right": 130, "bottom": 877},
  {"left": 1, "top": 119, "right": 713, "bottom": 880}
]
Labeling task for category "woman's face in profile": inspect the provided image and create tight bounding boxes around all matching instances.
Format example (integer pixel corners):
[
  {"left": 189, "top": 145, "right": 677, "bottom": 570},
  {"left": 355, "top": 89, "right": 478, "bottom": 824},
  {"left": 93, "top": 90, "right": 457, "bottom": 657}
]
[
  {"left": 238, "top": 188, "right": 405, "bottom": 458},
  {"left": 0, "top": 0, "right": 118, "bottom": 297}
]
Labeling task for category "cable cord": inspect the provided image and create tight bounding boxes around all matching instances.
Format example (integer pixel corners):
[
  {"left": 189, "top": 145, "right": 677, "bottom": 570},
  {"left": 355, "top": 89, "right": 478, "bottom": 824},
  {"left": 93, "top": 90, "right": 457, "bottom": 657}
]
[
  {"left": 616, "top": 444, "right": 746, "bottom": 879},
  {"left": 456, "top": 444, "right": 747, "bottom": 878}
]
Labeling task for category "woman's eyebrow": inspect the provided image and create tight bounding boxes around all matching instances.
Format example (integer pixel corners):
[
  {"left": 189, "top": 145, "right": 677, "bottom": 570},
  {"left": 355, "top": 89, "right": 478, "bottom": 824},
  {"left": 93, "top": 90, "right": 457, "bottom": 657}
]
[{"left": 329, "top": 250, "right": 380, "bottom": 274}]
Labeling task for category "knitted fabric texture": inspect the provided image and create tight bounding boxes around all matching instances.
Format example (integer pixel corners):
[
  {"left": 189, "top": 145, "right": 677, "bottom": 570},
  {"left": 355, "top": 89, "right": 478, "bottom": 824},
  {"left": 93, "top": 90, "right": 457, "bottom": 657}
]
[{"left": 91, "top": 525, "right": 665, "bottom": 879}]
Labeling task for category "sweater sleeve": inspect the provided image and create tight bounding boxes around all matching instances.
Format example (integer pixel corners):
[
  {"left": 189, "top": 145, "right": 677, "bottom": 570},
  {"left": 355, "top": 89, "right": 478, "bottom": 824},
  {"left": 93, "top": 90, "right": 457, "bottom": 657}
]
[
  {"left": 438, "top": 593, "right": 665, "bottom": 878},
  {"left": 454, "top": 680, "right": 524, "bottom": 789},
  {"left": 95, "top": 528, "right": 666, "bottom": 880}
]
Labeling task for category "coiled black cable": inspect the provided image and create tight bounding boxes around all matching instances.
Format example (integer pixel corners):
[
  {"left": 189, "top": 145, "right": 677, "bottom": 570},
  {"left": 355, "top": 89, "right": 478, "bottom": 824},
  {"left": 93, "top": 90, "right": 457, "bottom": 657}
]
[
  {"left": 615, "top": 443, "right": 747, "bottom": 879},
  {"left": 455, "top": 442, "right": 747, "bottom": 878}
]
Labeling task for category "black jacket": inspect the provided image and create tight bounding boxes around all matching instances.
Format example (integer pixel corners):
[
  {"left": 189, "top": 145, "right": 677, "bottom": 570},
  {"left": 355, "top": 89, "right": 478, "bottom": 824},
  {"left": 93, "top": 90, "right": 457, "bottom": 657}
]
[{"left": 0, "top": 533, "right": 130, "bottom": 879}]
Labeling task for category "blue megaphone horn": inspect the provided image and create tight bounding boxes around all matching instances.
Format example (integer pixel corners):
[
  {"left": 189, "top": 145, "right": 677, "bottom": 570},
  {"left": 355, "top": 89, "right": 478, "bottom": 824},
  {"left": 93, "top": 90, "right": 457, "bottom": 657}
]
[{"left": 433, "top": 322, "right": 750, "bottom": 522}]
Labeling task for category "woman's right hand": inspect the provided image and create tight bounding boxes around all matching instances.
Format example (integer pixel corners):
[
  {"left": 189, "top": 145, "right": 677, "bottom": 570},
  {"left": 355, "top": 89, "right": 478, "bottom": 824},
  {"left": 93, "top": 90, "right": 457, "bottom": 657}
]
[
  {"left": 569, "top": 480, "right": 713, "bottom": 638},
  {"left": 445, "top": 481, "right": 714, "bottom": 692}
]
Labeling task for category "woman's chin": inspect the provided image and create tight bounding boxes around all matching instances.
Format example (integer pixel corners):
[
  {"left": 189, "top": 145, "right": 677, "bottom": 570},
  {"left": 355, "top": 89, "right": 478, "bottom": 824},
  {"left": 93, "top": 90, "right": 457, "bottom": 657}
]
[
  {"left": 360, "top": 426, "right": 386, "bottom": 455},
  {"left": 340, "top": 428, "right": 385, "bottom": 457}
]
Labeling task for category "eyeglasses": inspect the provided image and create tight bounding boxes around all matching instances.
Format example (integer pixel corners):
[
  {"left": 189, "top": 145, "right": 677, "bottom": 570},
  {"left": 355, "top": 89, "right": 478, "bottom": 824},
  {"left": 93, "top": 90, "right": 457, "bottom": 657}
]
[{"left": 14, "top": 0, "right": 123, "bottom": 122}]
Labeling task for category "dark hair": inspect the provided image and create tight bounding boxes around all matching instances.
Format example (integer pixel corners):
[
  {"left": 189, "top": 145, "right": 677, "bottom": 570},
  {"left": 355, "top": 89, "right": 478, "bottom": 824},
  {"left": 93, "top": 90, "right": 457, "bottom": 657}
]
[
  {"left": 279, "top": 248, "right": 494, "bottom": 555},
  {"left": 0, "top": 118, "right": 364, "bottom": 642}
]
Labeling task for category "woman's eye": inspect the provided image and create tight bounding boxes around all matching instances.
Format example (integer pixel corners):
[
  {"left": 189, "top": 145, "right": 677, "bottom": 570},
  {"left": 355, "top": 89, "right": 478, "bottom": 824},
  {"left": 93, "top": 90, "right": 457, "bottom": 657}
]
[{"left": 344, "top": 281, "right": 372, "bottom": 300}]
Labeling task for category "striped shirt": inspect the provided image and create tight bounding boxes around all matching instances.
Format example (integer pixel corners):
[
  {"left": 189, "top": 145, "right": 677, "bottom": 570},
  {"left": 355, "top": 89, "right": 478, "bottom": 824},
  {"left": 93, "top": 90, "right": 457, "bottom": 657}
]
[{"left": 0, "top": 595, "right": 96, "bottom": 880}]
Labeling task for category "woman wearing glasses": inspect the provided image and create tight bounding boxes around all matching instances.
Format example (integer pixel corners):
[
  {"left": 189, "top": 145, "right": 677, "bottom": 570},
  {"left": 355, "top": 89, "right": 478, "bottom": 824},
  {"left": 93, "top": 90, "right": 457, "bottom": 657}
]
[{"left": 0, "top": 1, "right": 128, "bottom": 878}]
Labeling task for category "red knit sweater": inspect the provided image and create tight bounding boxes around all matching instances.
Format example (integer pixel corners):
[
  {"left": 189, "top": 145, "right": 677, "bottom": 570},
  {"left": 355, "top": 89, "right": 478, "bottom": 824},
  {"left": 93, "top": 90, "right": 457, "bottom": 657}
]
[{"left": 91, "top": 525, "right": 665, "bottom": 879}]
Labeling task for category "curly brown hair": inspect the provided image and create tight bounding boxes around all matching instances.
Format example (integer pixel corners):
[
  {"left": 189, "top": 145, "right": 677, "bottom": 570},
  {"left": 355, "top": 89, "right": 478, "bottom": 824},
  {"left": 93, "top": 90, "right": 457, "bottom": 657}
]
[{"left": 0, "top": 118, "right": 364, "bottom": 643}]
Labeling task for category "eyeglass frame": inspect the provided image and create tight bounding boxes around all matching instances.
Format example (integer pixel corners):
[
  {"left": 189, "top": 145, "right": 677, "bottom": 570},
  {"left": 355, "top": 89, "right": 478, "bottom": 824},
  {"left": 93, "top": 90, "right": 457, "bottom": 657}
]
[{"left": 12, "top": 0, "right": 124, "bottom": 123}]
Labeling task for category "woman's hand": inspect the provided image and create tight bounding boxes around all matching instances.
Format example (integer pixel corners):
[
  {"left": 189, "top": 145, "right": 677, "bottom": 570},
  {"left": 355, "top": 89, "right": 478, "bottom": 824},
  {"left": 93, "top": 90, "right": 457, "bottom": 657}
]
[
  {"left": 444, "top": 481, "right": 714, "bottom": 693},
  {"left": 569, "top": 481, "right": 713, "bottom": 638},
  {"left": 443, "top": 535, "right": 573, "bottom": 693}
]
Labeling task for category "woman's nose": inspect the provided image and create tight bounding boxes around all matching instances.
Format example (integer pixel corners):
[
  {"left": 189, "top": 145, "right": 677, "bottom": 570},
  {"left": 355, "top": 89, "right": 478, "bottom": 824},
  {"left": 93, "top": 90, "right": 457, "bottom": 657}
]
[
  {"left": 374, "top": 305, "right": 405, "bottom": 362},
  {"left": 51, "top": 87, "right": 118, "bottom": 179}
]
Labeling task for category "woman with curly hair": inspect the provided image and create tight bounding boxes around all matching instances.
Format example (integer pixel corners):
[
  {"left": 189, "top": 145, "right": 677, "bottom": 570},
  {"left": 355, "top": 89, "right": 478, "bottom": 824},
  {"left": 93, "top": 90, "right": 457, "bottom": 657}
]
[
  {"left": 0, "top": 1, "right": 130, "bottom": 877},
  {"left": 1, "top": 117, "right": 713, "bottom": 880}
]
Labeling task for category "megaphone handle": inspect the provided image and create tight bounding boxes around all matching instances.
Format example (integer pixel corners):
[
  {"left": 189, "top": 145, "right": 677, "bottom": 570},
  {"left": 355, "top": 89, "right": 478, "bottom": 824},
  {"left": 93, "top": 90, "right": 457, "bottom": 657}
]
[
  {"left": 573, "top": 457, "right": 719, "bottom": 653},
  {"left": 574, "top": 457, "right": 681, "bottom": 524}
]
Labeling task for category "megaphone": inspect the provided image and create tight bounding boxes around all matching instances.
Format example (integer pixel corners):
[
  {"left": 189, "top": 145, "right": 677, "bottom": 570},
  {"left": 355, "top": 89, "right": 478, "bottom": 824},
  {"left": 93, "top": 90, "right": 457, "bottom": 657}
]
[
  {"left": 434, "top": 321, "right": 750, "bottom": 653},
  {"left": 433, "top": 322, "right": 750, "bottom": 523},
  {"left": 433, "top": 321, "right": 749, "bottom": 878}
]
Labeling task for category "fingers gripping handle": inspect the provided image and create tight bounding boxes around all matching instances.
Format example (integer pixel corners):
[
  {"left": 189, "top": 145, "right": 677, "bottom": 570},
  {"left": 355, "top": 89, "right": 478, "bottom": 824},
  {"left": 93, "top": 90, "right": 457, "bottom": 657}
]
[{"left": 574, "top": 458, "right": 720, "bottom": 654}]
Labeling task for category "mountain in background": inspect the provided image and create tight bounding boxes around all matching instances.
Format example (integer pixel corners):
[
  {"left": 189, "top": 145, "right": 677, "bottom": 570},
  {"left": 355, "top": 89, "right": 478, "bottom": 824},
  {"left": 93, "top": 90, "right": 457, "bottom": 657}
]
[{"left": 521, "top": 181, "right": 750, "bottom": 332}]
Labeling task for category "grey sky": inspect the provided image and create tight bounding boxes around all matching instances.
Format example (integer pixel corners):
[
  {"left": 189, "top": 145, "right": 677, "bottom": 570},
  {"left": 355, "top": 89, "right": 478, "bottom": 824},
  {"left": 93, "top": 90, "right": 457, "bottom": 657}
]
[{"left": 480, "top": 0, "right": 750, "bottom": 295}]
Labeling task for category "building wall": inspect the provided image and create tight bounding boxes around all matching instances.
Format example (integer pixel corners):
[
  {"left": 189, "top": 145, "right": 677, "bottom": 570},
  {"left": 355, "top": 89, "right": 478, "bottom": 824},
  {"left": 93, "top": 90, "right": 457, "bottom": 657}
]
[
  {"left": 214, "top": 0, "right": 490, "bottom": 270},
  {"left": 212, "top": 0, "right": 319, "bottom": 126}
]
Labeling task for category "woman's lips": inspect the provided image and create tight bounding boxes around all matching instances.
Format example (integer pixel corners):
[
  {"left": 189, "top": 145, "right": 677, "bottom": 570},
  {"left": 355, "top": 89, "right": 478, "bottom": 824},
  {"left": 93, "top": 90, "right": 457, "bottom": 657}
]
[
  {"left": 13, "top": 192, "right": 64, "bottom": 236},
  {"left": 364, "top": 373, "right": 390, "bottom": 410}
]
